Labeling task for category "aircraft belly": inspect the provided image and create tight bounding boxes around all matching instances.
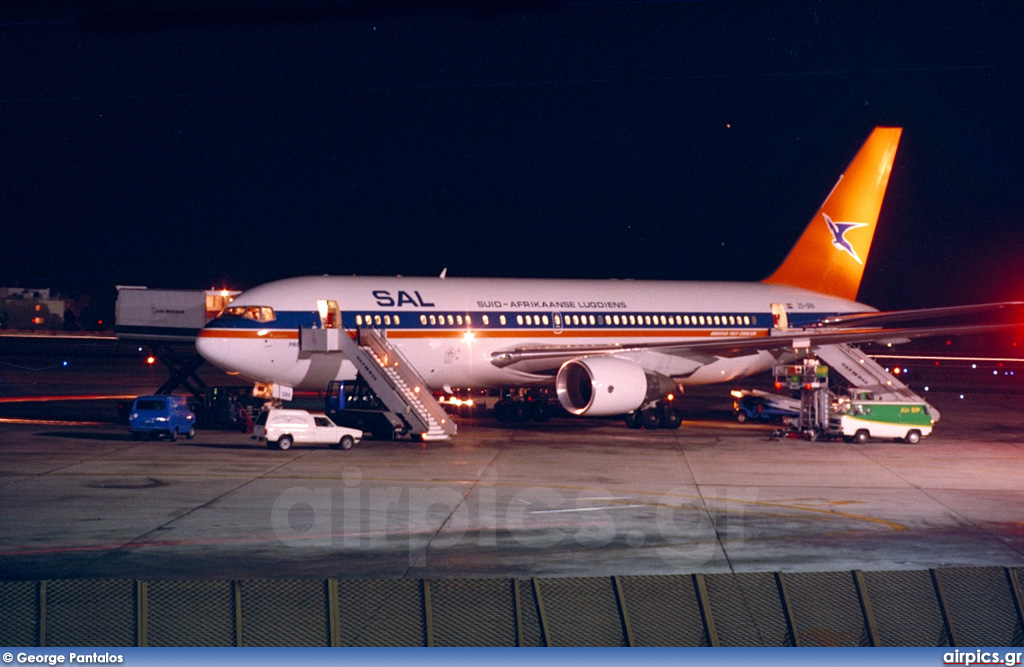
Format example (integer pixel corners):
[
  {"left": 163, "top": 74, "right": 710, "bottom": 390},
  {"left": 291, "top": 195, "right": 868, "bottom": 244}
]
[
  {"left": 391, "top": 338, "right": 547, "bottom": 389},
  {"left": 679, "top": 350, "right": 778, "bottom": 385}
]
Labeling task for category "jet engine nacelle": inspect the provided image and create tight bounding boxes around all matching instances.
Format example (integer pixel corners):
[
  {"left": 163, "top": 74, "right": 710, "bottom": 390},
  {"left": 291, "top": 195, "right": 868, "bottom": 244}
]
[{"left": 555, "top": 357, "right": 677, "bottom": 417}]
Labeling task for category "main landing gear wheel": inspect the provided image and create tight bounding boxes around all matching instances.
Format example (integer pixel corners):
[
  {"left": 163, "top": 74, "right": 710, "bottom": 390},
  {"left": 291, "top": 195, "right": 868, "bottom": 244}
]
[
  {"left": 495, "top": 399, "right": 549, "bottom": 423},
  {"left": 530, "top": 401, "right": 550, "bottom": 422},
  {"left": 513, "top": 402, "right": 531, "bottom": 422},
  {"left": 641, "top": 408, "right": 662, "bottom": 430},
  {"left": 626, "top": 404, "right": 682, "bottom": 430},
  {"left": 662, "top": 407, "right": 682, "bottom": 430}
]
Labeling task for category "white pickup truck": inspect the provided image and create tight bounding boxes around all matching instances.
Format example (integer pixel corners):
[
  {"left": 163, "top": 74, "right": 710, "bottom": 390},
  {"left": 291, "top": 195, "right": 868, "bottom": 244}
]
[{"left": 254, "top": 409, "right": 362, "bottom": 450}]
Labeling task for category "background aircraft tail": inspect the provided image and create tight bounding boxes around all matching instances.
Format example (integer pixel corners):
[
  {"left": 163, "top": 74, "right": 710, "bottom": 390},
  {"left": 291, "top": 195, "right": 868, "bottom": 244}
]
[{"left": 763, "top": 126, "right": 902, "bottom": 301}]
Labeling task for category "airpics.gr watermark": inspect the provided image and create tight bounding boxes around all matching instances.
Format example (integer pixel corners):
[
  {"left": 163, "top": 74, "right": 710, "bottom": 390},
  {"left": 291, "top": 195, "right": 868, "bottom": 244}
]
[
  {"left": 267, "top": 467, "right": 759, "bottom": 567},
  {"left": 944, "top": 651, "right": 1024, "bottom": 666}
]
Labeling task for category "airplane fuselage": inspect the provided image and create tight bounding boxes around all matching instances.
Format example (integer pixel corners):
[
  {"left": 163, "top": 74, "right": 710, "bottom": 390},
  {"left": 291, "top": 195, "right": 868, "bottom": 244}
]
[{"left": 196, "top": 275, "right": 872, "bottom": 392}]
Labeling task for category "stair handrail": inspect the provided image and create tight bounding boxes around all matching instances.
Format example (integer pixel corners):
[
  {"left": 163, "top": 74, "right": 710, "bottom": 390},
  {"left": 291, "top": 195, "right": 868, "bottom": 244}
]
[{"left": 358, "top": 328, "right": 457, "bottom": 436}]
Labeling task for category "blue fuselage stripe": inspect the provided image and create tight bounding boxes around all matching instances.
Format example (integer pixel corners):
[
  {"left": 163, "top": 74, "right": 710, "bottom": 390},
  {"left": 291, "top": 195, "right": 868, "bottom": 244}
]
[{"left": 203, "top": 309, "right": 850, "bottom": 331}]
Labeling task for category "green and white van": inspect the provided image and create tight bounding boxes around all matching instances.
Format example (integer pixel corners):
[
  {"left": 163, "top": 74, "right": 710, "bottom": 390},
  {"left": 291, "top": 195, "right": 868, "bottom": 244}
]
[{"left": 838, "top": 401, "right": 934, "bottom": 444}]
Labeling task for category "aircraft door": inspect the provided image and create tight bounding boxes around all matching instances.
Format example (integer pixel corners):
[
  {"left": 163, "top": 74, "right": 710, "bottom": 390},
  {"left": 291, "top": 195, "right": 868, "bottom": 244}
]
[
  {"left": 317, "top": 300, "right": 342, "bottom": 329},
  {"left": 770, "top": 303, "right": 789, "bottom": 330}
]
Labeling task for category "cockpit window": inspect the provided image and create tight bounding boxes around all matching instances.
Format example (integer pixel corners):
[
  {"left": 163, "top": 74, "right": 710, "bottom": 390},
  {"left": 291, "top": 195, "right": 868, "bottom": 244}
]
[{"left": 219, "top": 306, "right": 276, "bottom": 322}]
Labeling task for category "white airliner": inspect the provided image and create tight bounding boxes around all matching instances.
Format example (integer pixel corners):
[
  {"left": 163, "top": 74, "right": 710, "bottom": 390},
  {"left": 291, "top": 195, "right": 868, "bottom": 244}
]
[{"left": 196, "top": 127, "right": 1017, "bottom": 428}]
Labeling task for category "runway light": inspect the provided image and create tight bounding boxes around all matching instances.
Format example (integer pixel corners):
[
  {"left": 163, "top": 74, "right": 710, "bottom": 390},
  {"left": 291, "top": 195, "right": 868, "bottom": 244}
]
[
  {"left": 62, "top": 360, "right": 68, "bottom": 367},
  {"left": 959, "top": 394, "right": 965, "bottom": 400},
  {"left": 146, "top": 356, "right": 156, "bottom": 365}
]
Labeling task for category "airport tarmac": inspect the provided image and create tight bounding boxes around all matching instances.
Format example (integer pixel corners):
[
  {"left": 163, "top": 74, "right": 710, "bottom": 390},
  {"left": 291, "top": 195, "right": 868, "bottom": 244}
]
[{"left": 2, "top": 361, "right": 1024, "bottom": 582}]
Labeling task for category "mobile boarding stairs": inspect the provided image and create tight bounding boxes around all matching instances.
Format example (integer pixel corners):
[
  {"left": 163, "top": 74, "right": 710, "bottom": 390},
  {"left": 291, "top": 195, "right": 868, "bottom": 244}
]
[{"left": 299, "top": 327, "right": 456, "bottom": 440}]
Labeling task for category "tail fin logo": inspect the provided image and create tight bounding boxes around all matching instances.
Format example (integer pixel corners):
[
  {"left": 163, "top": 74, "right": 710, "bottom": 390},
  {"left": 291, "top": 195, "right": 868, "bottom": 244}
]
[
  {"left": 762, "top": 126, "right": 902, "bottom": 301},
  {"left": 823, "top": 213, "right": 869, "bottom": 265}
]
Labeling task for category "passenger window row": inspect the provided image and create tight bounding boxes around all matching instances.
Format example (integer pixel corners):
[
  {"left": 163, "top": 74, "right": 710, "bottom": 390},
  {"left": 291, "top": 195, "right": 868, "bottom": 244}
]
[
  {"left": 355, "top": 314, "right": 402, "bottom": 326},
  {"left": 353, "top": 312, "right": 756, "bottom": 328}
]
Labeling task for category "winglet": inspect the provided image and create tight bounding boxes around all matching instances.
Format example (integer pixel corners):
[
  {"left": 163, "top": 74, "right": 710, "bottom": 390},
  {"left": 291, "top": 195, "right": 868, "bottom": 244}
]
[{"left": 763, "top": 127, "right": 902, "bottom": 301}]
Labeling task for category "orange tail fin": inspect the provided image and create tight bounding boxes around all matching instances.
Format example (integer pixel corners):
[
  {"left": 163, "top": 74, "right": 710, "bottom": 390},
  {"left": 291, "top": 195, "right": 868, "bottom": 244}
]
[{"left": 763, "top": 127, "right": 902, "bottom": 301}]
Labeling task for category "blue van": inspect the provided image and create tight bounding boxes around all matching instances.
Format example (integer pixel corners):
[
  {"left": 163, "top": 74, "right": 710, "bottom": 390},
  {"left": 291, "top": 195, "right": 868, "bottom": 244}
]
[{"left": 129, "top": 395, "right": 196, "bottom": 441}]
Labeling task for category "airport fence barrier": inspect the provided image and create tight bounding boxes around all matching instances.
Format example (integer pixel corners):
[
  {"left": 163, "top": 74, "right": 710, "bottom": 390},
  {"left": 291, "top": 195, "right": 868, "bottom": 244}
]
[{"left": 1, "top": 567, "right": 1022, "bottom": 647}]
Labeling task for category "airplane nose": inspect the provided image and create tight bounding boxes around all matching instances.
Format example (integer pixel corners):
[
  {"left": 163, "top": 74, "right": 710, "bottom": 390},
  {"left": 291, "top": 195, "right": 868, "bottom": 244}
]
[{"left": 195, "top": 332, "right": 235, "bottom": 371}]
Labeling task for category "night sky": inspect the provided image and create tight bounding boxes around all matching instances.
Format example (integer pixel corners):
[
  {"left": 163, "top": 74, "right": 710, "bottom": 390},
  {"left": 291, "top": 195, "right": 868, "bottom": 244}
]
[{"left": 3, "top": 1, "right": 1024, "bottom": 312}]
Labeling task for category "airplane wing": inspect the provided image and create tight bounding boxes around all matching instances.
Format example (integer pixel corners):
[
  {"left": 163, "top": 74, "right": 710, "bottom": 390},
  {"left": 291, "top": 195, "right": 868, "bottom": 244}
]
[
  {"left": 490, "top": 319, "right": 1023, "bottom": 370},
  {"left": 817, "top": 301, "right": 1024, "bottom": 328}
]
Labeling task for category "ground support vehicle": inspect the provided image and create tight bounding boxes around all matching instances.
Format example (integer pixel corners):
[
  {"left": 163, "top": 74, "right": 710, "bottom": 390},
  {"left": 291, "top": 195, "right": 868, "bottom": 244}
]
[
  {"left": 732, "top": 390, "right": 800, "bottom": 424},
  {"left": 324, "top": 379, "right": 410, "bottom": 440},
  {"left": 769, "top": 357, "right": 936, "bottom": 443},
  {"left": 254, "top": 408, "right": 362, "bottom": 451},
  {"left": 129, "top": 395, "right": 196, "bottom": 441},
  {"left": 837, "top": 400, "right": 934, "bottom": 444}
]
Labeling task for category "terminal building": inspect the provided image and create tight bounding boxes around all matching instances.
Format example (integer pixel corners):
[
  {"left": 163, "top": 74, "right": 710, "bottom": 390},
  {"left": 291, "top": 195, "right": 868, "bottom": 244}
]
[{"left": 0, "top": 287, "right": 72, "bottom": 330}]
